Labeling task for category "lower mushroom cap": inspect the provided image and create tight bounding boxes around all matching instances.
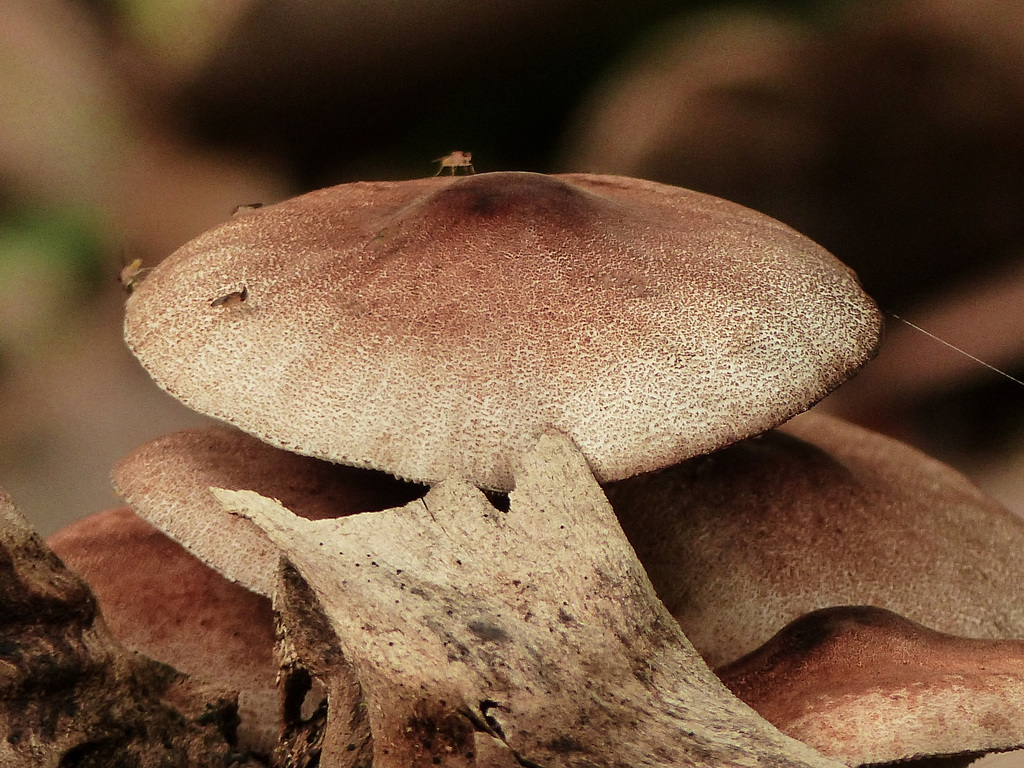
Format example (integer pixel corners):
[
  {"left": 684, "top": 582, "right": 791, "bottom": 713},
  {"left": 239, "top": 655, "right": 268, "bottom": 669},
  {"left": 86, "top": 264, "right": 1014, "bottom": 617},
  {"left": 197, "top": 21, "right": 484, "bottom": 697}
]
[
  {"left": 111, "top": 426, "right": 426, "bottom": 596},
  {"left": 608, "top": 410, "right": 1024, "bottom": 667},
  {"left": 717, "top": 605, "right": 1024, "bottom": 764},
  {"left": 47, "top": 507, "right": 279, "bottom": 756}
]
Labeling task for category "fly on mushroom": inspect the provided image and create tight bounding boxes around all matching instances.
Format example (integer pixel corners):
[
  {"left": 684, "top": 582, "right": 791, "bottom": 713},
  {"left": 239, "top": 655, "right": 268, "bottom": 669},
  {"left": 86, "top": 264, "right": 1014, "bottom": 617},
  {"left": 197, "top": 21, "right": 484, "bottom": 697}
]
[{"left": 434, "top": 151, "right": 474, "bottom": 176}]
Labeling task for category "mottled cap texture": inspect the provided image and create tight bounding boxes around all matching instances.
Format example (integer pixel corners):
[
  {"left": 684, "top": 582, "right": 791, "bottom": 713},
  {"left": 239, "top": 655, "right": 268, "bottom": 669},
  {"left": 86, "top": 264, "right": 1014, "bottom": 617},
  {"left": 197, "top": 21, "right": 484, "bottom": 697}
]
[
  {"left": 125, "top": 172, "right": 881, "bottom": 490},
  {"left": 718, "top": 606, "right": 1024, "bottom": 764},
  {"left": 609, "top": 411, "right": 1024, "bottom": 668}
]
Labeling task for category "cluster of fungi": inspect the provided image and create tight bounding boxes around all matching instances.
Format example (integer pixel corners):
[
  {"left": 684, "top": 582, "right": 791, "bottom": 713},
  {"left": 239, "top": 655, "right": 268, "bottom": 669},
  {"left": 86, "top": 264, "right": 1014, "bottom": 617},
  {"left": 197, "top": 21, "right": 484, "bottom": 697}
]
[{"left": 5, "top": 172, "right": 1024, "bottom": 766}]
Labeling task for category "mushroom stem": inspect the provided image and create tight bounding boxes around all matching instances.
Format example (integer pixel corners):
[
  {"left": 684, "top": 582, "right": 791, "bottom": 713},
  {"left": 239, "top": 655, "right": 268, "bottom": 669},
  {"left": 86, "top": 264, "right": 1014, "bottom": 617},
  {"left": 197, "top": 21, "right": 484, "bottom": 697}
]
[{"left": 215, "top": 432, "right": 840, "bottom": 768}]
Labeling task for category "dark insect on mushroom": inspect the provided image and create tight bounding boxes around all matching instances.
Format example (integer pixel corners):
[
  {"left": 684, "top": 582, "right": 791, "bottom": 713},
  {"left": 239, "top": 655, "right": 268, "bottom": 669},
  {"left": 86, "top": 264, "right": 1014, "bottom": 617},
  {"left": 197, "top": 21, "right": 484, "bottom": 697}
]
[
  {"left": 210, "top": 285, "right": 249, "bottom": 307},
  {"left": 232, "top": 203, "right": 264, "bottom": 216},
  {"left": 434, "top": 151, "right": 474, "bottom": 176}
]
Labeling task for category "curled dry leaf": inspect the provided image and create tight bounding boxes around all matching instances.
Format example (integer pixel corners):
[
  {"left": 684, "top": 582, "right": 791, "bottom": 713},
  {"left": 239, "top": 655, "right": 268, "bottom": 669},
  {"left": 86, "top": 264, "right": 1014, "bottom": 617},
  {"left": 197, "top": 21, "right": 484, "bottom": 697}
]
[
  {"left": 717, "top": 606, "right": 1024, "bottom": 765},
  {"left": 212, "top": 432, "right": 842, "bottom": 768}
]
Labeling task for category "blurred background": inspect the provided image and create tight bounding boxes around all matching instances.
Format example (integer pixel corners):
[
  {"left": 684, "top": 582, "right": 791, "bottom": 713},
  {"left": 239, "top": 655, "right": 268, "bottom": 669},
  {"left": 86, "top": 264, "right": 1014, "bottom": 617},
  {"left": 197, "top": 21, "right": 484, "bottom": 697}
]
[{"left": 3, "top": 0, "right": 1024, "bottom": 536}]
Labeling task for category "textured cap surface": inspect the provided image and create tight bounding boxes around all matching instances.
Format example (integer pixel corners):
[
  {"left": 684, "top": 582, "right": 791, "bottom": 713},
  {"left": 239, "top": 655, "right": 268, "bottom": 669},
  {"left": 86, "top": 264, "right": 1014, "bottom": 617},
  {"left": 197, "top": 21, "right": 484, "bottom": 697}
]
[
  {"left": 718, "top": 606, "right": 1024, "bottom": 764},
  {"left": 125, "top": 172, "right": 881, "bottom": 489},
  {"left": 609, "top": 411, "right": 1024, "bottom": 667}
]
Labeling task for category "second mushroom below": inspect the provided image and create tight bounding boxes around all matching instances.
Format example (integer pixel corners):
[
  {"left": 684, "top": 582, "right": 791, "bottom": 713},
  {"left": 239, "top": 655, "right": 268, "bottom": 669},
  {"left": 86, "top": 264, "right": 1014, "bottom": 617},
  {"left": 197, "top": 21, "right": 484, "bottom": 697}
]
[{"left": 52, "top": 409, "right": 1024, "bottom": 764}]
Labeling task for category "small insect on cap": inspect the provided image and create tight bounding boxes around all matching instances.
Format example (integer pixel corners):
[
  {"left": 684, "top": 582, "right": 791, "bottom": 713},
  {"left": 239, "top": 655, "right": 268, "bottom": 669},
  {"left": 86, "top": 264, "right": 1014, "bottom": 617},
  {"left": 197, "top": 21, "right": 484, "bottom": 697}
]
[{"left": 123, "top": 172, "right": 882, "bottom": 490}]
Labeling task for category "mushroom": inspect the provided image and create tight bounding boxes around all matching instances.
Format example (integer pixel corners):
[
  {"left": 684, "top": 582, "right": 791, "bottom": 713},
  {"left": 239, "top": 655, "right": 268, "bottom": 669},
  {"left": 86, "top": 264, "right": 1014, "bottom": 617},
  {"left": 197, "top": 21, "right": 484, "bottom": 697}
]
[
  {"left": 100, "top": 410, "right": 1024, "bottom": 761},
  {"left": 716, "top": 605, "right": 1024, "bottom": 765},
  {"left": 47, "top": 506, "right": 280, "bottom": 757},
  {"left": 110, "top": 425, "right": 424, "bottom": 595},
  {"left": 117, "top": 171, "right": 881, "bottom": 763},
  {"left": 123, "top": 171, "right": 881, "bottom": 491},
  {"left": 215, "top": 431, "right": 844, "bottom": 767},
  {"left": 609, "top": 409, "right": 1024, "bottom": 668}
]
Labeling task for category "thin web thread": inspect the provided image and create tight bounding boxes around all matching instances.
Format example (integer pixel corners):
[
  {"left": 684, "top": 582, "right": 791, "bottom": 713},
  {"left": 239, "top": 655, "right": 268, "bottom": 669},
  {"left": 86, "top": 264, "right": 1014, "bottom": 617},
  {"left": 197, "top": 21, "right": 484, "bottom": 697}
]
[{"left": 890, "top": 313, "right": 1024, "bottom": 388}]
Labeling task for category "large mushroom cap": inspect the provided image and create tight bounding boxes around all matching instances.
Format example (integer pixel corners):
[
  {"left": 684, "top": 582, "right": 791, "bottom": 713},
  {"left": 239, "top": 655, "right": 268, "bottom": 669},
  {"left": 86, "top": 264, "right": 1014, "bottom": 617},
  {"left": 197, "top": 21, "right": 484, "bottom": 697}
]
[{"left": 125, "top": 172, "right": 881, "bottom": 489}]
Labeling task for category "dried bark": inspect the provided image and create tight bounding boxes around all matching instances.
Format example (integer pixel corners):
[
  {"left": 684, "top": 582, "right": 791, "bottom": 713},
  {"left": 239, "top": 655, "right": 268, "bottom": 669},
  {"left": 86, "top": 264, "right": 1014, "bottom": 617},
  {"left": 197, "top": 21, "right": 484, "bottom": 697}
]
[
  {"left": 47, "top": 506, "right": 281, "bottom": 756},
  {"left": 216, "top": 432, "right": 842, "bottom": 768},
  {"left": 0, "top": 489, "right": 253, "bottom": 768}
]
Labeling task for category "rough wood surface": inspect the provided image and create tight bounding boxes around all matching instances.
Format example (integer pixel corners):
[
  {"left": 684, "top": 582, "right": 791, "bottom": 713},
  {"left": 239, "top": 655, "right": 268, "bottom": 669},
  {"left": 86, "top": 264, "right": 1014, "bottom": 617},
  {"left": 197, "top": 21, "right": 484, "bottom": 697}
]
[
  {"left": 0, "top": 490, "right": 252, "bottom": 768},
  {"left": 216, "top": 432, "right": 841, "bottom": 768}
]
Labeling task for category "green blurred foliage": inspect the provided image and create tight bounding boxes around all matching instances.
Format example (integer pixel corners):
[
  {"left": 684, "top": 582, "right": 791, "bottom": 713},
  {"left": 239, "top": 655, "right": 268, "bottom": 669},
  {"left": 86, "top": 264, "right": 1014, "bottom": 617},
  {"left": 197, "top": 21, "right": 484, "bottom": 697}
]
[{"left": 0, "top": 205, "right": 107, "bottom": 359}]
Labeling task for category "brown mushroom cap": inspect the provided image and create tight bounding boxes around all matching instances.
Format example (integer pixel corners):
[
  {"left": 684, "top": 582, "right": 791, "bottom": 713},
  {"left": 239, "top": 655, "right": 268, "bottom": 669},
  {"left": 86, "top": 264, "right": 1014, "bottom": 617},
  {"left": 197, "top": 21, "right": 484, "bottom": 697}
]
[
  {"left": 609, "top": 410, "right": 1024, "bottom": 667},
  {"left": 47, "top": 507, "right": 279, "bottom": 756},
  {"left": 717, "top": 606, "right": 1024, "bottom": 764},
  {"left": 111, "top": 426, "right": 424, "bottom": 595},
  {"left": 124, "top": 172, "right": 881, "bottom": 490}
]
